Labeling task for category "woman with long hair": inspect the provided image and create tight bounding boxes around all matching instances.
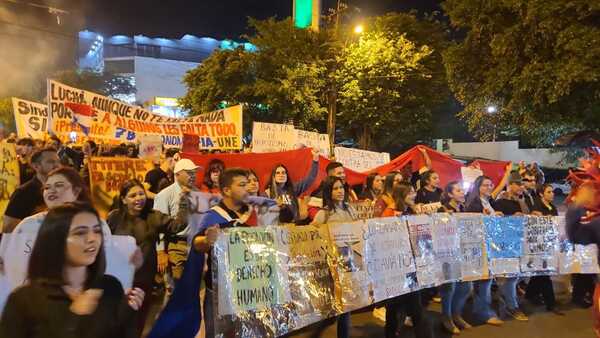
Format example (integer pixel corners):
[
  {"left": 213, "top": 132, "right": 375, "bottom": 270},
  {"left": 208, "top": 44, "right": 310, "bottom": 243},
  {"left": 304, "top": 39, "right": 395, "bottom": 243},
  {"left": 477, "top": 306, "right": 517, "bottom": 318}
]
[
  {"left": 373, "top": 171, "right": 404, "bottom": 217},
  {"left": 202, "top": 159, "right": 225, "bottom": 193},
  {"left": 374, "top": 182, "right": 417, "bottom": 217},
  {"left": 360, "top": 173, "right": 384, "bottom": 201},
  {"left": 14, "top": 166, "right": 110, "bottom": 237},
  {"left": 439, "top": 181, "right": 473, "bottom": 334},
  {"left": 0, "top": 203, "right": 144, "bottom": 338},
  {"left": 310, "top": 176, "right": 355, "bottom": 338},
  {"left": 107, "top": 179, "right": 183, "bottom": 336},
  {"left": 266, "top": 150, "right": 319, "bottom": 223},
  {"left": 465, "top": 175, "right": 504, "bottom": 326},
  {"left": 416, "top": 170, "right": 443, "bottom": 204},
  {"left": 526, "top": 183, "right": 563, "bottom": 315}
]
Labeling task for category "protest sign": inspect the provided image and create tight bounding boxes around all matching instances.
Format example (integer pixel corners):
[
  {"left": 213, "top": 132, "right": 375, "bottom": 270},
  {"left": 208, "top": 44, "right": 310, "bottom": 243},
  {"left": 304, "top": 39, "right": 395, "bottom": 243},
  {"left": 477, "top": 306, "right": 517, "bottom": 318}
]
[
  {"left": 520, "top": 216, "right": 559, "bottom": 274},
  {"left": 251, "top": 122, "right": 297, "bottom": 153},
  {"left": 350, "top": 200, "right": 375, "bottom": 220},
  {"left": 48, "top": 80, "right": 243, "bottom": 149},
  {"left": 11, "top": 98, "right": 49, "bottom": 140},
  {"left": 461, "top": 167, "right": 483, "bottom": 188},
  {"left": 406, "top": 215, "right": 441, "bottom": 287},
  {"left": 0, "top": 143, "right": 19, "bottom": 221},
  {"left": 364, "top": 218, "right": 416, "bottom": 302},
  {"left": 0, "top": 234, "right": 136, "bottom": 314},
  {"left": 333, "top": 147, "right": 390, "bottom": 172},
  {"left": 138, "top": 134, "right": 162, "bottom": 161},
  {"left": 455, "top": 213, "right": 488, "bottom": 280},
  {"left": 327, "top": 221, "right": 372, "bottom": 312},
  {"left": 484, "top": 216, "right": 525, "bottom": 275},
  {"left": 296, "top": 130, "right": 330, "bottom": 158},
  {"left": 431, "top": 213, "right": 462, "bottom": 283},
  {"left": 88, "top": 157, "right": 154, "bottom": 218},
  {"left": 419, "top": 202, "right": 442, "bottom": 214},
  {"left": 218, "top": 227, "right": 290, "bottom": 314},
  {"left": 275, "top": 225, "right": 335, "bottom": 327}
]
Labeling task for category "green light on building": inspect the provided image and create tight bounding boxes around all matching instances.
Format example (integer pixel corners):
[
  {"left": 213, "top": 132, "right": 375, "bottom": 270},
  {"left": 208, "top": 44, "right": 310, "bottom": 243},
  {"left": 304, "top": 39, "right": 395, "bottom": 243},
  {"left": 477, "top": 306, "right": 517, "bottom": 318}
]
[{"left": 294, "top": 0, "right": 313, "bottom": 29}]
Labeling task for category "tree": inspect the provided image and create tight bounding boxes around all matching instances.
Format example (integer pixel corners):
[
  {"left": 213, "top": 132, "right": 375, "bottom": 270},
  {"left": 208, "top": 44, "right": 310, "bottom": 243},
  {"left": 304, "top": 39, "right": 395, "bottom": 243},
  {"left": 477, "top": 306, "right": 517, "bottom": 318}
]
[
  {"left": 335, "top": 12, "right": 452, "bottom": 151},
  {"left": 180, "top": 18, "right": 332, "bottom": 133},
  {"left": 443, "top": 0, "right": 600, "bottom": 145}
]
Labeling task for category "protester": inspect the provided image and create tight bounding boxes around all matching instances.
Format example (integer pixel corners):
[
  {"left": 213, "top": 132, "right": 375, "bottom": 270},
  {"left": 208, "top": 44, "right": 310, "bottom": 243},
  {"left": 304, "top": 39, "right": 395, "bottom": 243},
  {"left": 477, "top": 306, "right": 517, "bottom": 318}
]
[
  {"left": 145, "top": 148, "right": 180, "bottom": 198},
  {"left": 80, "top": 140, "right": 98, "bottom": 186},
  {"left": 265, "top": 149, "right": 319, "bottom": 223},
  {"left": 247, "top": 169, "right": 280, "bottom": 226},
  {"left": 465, "top": 175, "right": 504, "bottom": 326},
  {"left": 359, "top": 173, "right": 384, "bottom": 201},
  {"left": 415, "top": 170, "right": 443, "bottom": 205},
  {"left": 439, "top": 181, "right": 473, "bottom": 334},
  {"left": 15, "top": 137, "right": 35, "bottom": 184},
  {"left": 193, "top": 168, "right": 257, "bottom": 338},
  {"left": 13, "top": 166, "right": 110, "bottom": 237},
  {"left": 3, "top": 147, "right": 60, "bottom": 232},
  {"left": 201, "top": 159, "right": 225, "bottom": 193},
  {"left": 309, "top": 176, "right": 355, "bottom": 338},
  {"left": 493, "top": 171, "right": 529, "bottom": 321},
  {"left": 521, "top": 170, "right": 538, "bottom": 210},
  {"left": 526, "top": 183, "right": 563, "bottom": 315},
  {"left": 0, "top": 203, "right": 144, "bottom": 338},
  {"left": 374, "top": 181, "right": 416, "bottom": 217},
  {"left": 49, "top": 135, "right": 82, "bottom": 169},
  {"left": 311, "top": 161, "right": 358, "bottom": 201},
  {"left": 153, "top": 158, "right": 201, "bottom": 295},
  {"left": 107, "top": 179, "right": 187, "bottom": 336}
]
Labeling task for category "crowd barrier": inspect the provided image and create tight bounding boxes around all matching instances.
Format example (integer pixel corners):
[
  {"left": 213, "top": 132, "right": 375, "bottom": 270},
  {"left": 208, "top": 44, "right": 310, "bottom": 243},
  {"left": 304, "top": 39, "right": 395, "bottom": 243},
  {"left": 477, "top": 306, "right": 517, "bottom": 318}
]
[{"left": 212, "top": 213, "right": 599, "bottom": 337}]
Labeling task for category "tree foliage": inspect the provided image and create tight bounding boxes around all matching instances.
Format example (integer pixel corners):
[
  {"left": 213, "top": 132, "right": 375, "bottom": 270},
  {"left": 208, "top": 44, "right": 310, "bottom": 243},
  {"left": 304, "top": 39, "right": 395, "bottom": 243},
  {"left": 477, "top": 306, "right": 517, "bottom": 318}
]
[
  {"left": 443, "top": 0, "right": 600, "bottom": 145},
  {"left": 181, "top": 13, "right": 451, "bottom": 150}
]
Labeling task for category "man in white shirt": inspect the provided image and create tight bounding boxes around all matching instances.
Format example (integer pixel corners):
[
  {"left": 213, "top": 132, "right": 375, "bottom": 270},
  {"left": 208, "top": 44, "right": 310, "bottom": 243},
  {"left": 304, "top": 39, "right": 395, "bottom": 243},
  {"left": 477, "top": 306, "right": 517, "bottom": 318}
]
[{"left": 153, "top": 158, "right": 201, "bottom": 294}]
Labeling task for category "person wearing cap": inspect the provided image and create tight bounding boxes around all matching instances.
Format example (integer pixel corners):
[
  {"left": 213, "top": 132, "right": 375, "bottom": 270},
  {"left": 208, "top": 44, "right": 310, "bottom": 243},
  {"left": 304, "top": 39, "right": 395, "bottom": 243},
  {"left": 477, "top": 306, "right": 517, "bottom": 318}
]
[
  {"left": 493, "top": 170, "right": 530, "bottom": 322},
  {"left": 153, "top": 158, "right": 206, "bottom": 297}
]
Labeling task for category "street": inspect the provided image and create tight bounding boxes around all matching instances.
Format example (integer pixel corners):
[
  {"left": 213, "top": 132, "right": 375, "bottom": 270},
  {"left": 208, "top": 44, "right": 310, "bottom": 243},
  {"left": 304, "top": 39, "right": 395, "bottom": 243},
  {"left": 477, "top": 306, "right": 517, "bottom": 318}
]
[{"left": 289, "top": 280, "right": 594, "bottom": 338}]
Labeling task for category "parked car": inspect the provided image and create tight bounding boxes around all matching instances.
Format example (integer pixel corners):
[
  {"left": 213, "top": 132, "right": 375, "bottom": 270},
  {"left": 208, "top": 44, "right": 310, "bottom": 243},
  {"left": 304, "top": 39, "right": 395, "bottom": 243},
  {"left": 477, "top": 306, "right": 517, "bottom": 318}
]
[{"left": 551, "top": 179, "right": 571, "bottom": 195}]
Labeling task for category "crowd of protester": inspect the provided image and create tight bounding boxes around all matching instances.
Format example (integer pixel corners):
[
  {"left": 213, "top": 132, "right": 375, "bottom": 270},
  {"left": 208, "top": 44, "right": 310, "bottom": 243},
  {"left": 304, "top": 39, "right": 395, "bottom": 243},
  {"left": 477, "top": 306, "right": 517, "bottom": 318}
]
[{"left": 0, "top": 135, "right": 597, "bottom": 338}]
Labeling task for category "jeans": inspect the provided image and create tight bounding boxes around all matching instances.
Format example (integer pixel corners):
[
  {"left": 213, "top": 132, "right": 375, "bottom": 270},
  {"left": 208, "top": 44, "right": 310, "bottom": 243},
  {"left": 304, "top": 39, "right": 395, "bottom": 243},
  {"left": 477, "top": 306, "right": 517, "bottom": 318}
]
[
  {"left": 204, "top": 288, "right": 214, "bottom": 338},
  {"left": 440, "top": 281, "right": 472, "bottom": 317},
  {"left": 472, "top": 279, "right": 498, "bottom": 321},
  {"left": 499, "top": 277, "right": 520, "bottom": 310},
  {"left": 384, "top": 291, "right": 433, "bottom": 338},
  {"left": 573, "top": 274, "right": 596, "bottom": 302}
]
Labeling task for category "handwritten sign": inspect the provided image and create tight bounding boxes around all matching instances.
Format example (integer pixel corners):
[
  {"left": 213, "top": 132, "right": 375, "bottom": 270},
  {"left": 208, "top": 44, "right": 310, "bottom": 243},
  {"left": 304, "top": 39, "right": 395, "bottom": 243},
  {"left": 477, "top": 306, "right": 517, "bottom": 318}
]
[
  {"left": 88, "top": 157, "right": 154, "bottom": 218},
  {"left": 296, "top": 130, "right": 330, "bottom": 158},
  {"left": 431, "top": 213, "right": 462, "bottom": 283},
  {"left": 11, "top": 98, "right": 48, "bottom": 140},
  {"left": 456, "top": 213, "right": 488, "bottom": 280},
  {"left": 333, "top": 147, "right": 390, "bottom": 172},
  {"left": 138, "top": 134, "right": 162, "bottom": 161},
  {"left": 0, "top": 143, "right": 19, "bottom": 221},
  {"left": 251, "top": 122, "right": 297, "bottom": 153},
  {"left": 350, "top": 200, "right": 375, "bottom": 220},
  {"left": 520, "top": 216, "right": 559, "bottom": 274}
]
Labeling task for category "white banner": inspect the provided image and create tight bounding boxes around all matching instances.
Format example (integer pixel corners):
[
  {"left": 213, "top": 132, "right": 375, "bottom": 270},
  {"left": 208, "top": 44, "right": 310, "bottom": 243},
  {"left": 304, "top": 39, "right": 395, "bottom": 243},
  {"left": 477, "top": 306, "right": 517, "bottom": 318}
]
[
  {"left": 251, "top": 122, "right": 297, "bottom": 153},
  {"left": 333, "top": 147, "right": 390, "bottom": 172}
]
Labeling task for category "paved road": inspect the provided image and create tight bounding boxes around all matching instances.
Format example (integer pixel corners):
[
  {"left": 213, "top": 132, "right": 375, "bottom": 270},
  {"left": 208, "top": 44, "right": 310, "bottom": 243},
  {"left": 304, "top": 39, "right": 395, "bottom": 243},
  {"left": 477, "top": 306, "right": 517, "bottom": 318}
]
[{"left": 289, "top": 294, "right": 594, "bottom": 338}]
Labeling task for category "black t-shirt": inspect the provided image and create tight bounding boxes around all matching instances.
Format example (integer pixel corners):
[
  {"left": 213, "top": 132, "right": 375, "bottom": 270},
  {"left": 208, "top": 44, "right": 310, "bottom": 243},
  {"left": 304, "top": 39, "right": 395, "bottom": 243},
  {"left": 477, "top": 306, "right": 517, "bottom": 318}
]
[
  {"left": 532, "top": 199, "right": 559, "bottom": 216},
  {"left": 18, "top": 161, "right": 35, "bottom": 185},
  {"left": 4, "top": 177, "right": 45, "bottom": 220},
  {"left": 144, "top": 168, "right": 171, "bottom": 194},
  {"left": 494, "top": 198, "right": 524, "bottom": 216},
  {"left": 415, "top": 187, "right": 443, "bottom": 204}
]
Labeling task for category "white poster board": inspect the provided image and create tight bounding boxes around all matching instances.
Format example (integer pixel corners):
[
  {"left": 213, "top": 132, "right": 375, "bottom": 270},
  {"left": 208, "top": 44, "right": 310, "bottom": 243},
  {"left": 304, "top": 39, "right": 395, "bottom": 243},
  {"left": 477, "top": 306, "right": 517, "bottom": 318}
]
[
  {"left": 334, "top": 147, "right": 390, "bottom": 172},
  {"left": 251, "top": 122, "right": 297, "bottom": 153}
]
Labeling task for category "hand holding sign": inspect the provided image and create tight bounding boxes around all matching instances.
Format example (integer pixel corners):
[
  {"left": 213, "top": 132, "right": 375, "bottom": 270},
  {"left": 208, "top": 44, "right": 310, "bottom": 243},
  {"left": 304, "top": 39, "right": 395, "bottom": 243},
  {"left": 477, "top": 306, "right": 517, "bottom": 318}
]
[
  {"left": 206, "top": 226, "right": 220, "bottom": 246},
  {"left": 126, "top": 287, "right": 145, "bottom": 311}
]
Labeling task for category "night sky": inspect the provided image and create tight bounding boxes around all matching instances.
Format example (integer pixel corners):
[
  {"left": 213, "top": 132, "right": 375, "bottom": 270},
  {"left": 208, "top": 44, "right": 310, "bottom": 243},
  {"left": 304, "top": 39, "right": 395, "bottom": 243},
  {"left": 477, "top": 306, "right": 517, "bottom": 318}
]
[{"left": 82, "top": 0, "right": 442, "bottom": 40}]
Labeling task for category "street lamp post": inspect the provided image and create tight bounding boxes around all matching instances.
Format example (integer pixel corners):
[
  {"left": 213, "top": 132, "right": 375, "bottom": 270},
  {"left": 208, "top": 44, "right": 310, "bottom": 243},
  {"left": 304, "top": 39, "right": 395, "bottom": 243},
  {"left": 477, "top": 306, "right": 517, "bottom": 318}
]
[{"left": 487, "top": 105, "right": 497, "bottom": 142}]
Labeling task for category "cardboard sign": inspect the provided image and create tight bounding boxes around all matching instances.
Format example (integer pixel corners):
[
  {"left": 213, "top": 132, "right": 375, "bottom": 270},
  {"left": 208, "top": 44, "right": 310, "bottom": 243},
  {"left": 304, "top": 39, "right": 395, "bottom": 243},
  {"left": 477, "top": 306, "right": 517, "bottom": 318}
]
[
  {"left": 296, "top": 130, "right": 330, "bottom": 158},
  {"left": 0, "top": 143, "right": 20, "bottom": 222},
  {"left": 11, "top": 98, "right": 49, "bottom": 140},
  {"left": 88, "top": 157, "right": 154, "bottom": 218},
  {"left": 251, "top": 122, "right": 297, "bottom": 153},
  {"left": 48, "top": 80, "right": 243, "bottom": 149},
  {"left": 333, "top": 147, "right": 390, "bottom": 172},
  {"left": 138, "top": 134, "right": 162, "bottom": 161}
]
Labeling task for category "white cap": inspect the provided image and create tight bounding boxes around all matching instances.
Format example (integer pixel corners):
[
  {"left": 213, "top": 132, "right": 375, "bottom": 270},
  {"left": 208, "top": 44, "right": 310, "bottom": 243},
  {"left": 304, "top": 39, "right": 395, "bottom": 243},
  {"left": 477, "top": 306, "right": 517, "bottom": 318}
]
[{"left": 174, "top": 159, "right": 200, "bottom": 173}]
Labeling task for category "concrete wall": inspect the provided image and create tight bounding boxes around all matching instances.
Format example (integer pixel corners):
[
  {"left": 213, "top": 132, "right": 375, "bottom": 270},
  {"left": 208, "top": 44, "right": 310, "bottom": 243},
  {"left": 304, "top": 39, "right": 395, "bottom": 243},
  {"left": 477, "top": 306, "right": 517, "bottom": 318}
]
[
  {"left": 133, "top": 56, "right": 199, "bottom": 104},
  {"left": 447, "top": 140, "right": 574, "bottom": 169}
]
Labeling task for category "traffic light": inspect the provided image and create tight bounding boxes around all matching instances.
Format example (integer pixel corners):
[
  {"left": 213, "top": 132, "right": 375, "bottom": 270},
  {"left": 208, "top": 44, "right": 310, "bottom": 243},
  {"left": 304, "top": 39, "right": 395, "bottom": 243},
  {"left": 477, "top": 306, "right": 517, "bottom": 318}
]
[{"left": 293, "top": 0, "right": 321, "bottom": 31}]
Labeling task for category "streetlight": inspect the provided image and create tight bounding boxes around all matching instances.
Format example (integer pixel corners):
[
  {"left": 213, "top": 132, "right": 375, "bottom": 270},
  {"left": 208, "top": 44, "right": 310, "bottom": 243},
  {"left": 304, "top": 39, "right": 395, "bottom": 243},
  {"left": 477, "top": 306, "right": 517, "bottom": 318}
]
[
  {"left": 354, "top": 24, "right": 364, "bottom": 34},
  {"left": 487, "top": 105, "right": 497, "bottom": 114}
]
